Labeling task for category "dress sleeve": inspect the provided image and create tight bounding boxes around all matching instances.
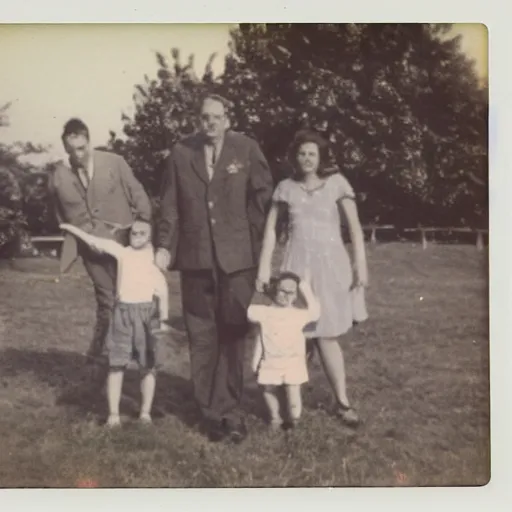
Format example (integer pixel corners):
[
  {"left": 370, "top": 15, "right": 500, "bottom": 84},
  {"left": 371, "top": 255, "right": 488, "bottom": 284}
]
[
  {"left": 333, "top": 173, "right": 356, "bottom": 201},
  {"left": 272, "top": 179, "right": 289, "bottom": 203}
]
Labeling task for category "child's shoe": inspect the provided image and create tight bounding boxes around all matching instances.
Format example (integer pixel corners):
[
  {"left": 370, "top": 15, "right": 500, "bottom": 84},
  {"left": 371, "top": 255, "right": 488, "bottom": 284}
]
[
  {"left": 269, "top": 419, "right": 283, "bottom": 431},
  {"left": 139, "top": 413, "right": 153, "bottom": 425},
  {"left": 106, "top": 414, "right": 121, "bottom": 428},
  {"left": 336, "top": 403, "right": 360, "bottom": 428}
]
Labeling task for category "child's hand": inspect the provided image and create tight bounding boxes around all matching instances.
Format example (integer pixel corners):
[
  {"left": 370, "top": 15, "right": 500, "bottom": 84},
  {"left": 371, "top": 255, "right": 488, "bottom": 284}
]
[
  {"left": 89, "top": 241, "right": 104, "bottom": 254},
  {"left": 158, "top": 321, "right": 171, "bottom": 333},
  {"left": 152, "top": 320, "right": 171, "bottom": 334}
]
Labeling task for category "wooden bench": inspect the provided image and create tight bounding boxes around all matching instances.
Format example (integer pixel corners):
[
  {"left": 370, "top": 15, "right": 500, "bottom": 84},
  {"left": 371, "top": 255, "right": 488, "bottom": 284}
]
[{"left": 30, "top": 235, "right": 64, "bottom": 256}]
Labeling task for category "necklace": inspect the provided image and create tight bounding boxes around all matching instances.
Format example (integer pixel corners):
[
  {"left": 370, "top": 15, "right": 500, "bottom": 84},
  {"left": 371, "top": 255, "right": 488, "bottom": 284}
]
[{"left": 299, "top": 179, "right": 326, "bottom": 195}]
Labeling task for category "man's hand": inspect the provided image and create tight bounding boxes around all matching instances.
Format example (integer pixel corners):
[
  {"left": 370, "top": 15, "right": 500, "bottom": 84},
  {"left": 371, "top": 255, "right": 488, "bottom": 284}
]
[{"left": 155, "top": 248, "right": 171, "bottom": 271}]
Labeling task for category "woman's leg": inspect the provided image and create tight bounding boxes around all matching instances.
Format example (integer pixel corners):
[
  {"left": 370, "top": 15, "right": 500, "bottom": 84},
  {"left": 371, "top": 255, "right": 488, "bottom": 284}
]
[
  {"left": 316, "top": 337, "right": 360, "bottom": 426},
  {"left": 316, "top": 337, "right": 350, "bottom": 406}
]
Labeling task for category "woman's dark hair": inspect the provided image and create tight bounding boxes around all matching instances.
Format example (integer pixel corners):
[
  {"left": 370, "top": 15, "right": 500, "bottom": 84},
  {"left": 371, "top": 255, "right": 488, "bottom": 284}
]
[
  {"left": 276, "top": 130, "right": 338, "bottom": 243},
  {"left": 287, "top": 129, "right": 337, "bottom": 181}
]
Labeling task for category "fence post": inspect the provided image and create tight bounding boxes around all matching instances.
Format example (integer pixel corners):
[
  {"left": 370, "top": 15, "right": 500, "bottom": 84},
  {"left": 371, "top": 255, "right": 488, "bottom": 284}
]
[
  {"left": 371, "top": 228, "right": 377, "bottom": 244},
  {"left": 476, "top": 231, "right": 484, "bottom": 251},
  {"left": 421, "top": 229, "right": 428, "bottom": 250}
]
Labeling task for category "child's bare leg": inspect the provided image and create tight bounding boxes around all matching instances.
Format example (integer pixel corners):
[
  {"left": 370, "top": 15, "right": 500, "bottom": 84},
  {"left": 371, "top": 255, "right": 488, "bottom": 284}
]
[
  {"left": 262, "top": 385, "right": 282, "bottom": 428},
  {"left": 106, "top": 368, "right": 124, "bottom": 426},
  {"left": 285, "top": 384, "right": 302, "bottom": 424},
  {"left": 155, "top": 279, "right": 170, "bottom": 331},
  {"left": 140, "top": 370, "right": 156, "bottom": 422}
]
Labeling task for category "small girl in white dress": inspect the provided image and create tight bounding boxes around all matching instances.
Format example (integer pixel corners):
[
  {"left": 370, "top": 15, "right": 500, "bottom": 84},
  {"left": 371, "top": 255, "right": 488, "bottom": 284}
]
[{"left": 248, "top": 271, "right": 320, "bottom": 429}]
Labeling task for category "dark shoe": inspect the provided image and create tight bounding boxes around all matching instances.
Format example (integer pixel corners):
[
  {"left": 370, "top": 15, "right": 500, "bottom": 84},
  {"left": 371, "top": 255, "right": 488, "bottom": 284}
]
[
  {"left": 282, "top": 418, "right": 300, "bottom": 431},
  {"left": 200, "top": 419, "right": 227, "bottom": 443},
  {"left": 222, "top": 418, "right": 248, "bottom": 444},
  {"left": 336, "top": 403, "right": 361, "bottom": 428}
]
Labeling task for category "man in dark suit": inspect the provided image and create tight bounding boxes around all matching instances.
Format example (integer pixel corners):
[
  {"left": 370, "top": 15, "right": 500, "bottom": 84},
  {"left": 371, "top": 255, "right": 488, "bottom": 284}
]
[
  {"left": 155, "top": 94, "right": 273, "bottom": 442},
  {"left": 49, "top": 118, "right": 152, "bottom": 366}
]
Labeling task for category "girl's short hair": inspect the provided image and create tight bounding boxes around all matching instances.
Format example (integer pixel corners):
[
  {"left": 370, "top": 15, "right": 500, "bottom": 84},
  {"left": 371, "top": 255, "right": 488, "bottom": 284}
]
[
  {"left": 287, "top": 129, "right": 338, "bottom": 180},
  {"left": 265, "top": 271, "right": 300, "bottom": 299},
  {"left": 275, "top": 271, "right": 301, "bottom": 286}
]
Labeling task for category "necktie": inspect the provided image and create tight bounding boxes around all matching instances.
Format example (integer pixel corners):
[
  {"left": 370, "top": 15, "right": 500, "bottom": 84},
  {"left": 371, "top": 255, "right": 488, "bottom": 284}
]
[
  {"left": 79, "top": 166, "right": 90, "bottom": 189},
  {"left": 206, "top": 144, "right": 217, "bottom": 181},
  {"left": 212, "top": 144, "right": 217, "bottom": 165}
]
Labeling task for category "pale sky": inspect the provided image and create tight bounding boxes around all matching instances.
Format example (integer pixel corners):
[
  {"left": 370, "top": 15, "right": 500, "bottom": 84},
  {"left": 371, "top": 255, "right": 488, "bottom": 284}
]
[{"left": 0, "top": 23, "right": 487, "bottom": 164}]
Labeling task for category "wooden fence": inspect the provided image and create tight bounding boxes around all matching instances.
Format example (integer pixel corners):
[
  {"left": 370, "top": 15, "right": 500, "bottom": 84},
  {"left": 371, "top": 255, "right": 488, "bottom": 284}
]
[
  {"left": 362, "top": 225, "right": 488, "bottom": 250},
  {"left": 29, "top": 226, "right": 488, "bottom": 253}
]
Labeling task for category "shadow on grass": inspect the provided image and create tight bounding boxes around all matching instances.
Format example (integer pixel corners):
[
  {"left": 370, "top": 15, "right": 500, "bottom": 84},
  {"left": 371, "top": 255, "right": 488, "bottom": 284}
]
[
  {"left": 0, "top": 347, "right": 200, "bottom": 428},
  {"left": 167, "top": 315, "right": 186, "bottom": 333}
]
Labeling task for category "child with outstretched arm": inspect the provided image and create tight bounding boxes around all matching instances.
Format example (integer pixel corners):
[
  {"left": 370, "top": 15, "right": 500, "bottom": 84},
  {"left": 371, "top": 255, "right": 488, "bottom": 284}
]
[
  {"left": 248, "top": 271, "right": 320, "bottom": 430},
  {"left": 60, "top": 219, "right": 169, "bottom": 427}
]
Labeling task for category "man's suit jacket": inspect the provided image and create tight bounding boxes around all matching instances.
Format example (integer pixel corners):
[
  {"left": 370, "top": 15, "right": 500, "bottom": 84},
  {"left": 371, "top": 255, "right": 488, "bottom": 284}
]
[
  {"left": 49, "top": 150, "right": 152, "bottom": 273},
  {"left": 157, "top": 130, "right": 274, "bottom": 274}
]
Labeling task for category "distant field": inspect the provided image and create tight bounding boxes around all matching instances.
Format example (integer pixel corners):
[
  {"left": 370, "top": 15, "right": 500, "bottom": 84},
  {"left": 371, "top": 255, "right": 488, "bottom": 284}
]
[{"left": 0, "top": 243, "right": 489, "bottom": 487}]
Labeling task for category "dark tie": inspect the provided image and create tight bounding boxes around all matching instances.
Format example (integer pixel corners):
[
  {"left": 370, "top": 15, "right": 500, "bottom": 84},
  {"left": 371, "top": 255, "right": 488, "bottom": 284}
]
[
  {"left": 77, "top": 165, "right": 90, "bottom": 189},
  {"left": 211, "top": 144, "right": 217, "bottom": 166}
]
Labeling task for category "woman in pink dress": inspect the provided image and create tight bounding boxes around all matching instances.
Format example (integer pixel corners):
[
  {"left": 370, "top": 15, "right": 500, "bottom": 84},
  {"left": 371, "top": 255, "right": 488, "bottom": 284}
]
[{"left": 256, "top": 130, "right": 369, "bottom": 426}]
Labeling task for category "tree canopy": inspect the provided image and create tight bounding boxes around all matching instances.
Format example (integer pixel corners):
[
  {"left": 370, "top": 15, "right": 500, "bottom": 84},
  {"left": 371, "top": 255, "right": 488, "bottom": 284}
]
[{"left": 100, "top": 24, "right": 489, "bottom": 228}]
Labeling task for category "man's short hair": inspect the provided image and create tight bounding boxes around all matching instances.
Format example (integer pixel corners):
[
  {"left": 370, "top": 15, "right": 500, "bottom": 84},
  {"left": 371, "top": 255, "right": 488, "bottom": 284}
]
[
  {"left": 199, "top": 93, "right": 233, "bottom": 114},
  {"left": 62, "top": 118, "right": 89, "bottom": 142}
]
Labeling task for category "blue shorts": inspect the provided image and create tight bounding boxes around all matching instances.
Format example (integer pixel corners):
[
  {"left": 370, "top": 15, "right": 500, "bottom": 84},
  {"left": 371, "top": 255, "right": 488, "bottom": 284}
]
[{"left": 107, "top": 301, "right": 159, "bottom": 369}]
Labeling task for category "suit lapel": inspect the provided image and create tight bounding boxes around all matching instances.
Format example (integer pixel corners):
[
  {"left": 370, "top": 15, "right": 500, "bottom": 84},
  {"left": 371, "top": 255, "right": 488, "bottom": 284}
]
[
  {"left": 210, "top": 132, "right": 235, "bottom": 185},
  {"left": 67, "top": 163, "right": 87, "bottom": 200},
  {"left": 190, "top": 136, "right": 210, "bottom": 185},
  {"left": 87, "top": 151, "right": 111, "bottom": 205}
]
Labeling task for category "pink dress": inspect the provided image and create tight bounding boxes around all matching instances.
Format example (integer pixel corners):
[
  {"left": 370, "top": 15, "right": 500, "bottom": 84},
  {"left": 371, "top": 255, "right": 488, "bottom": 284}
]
[{"left": 273, "top": 173, "right": 368, "bottom": 338}]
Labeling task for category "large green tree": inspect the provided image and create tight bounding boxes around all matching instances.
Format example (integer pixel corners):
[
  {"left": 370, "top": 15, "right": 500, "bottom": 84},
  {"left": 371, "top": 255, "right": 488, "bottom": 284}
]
[
  {"left": 105, "top": 50, "right": 218, "bottom": 200},
  {"left": 108, "top": 24, "right": 487, "bottom": 228},
  {"left": 219, "top": 23, "right": 487, "bottom": 227},
  {"left": 0, "top": 103, "right": 60, "bottom": 253}
]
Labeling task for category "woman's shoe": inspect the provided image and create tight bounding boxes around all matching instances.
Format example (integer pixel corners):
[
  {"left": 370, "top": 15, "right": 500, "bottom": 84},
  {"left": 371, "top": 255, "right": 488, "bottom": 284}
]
[{"left": 336, "top": 403, "right": 360, "bottom": 428}]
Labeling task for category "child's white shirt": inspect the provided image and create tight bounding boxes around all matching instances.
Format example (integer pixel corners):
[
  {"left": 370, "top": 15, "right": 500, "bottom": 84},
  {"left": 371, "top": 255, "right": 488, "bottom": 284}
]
[
  {"left": 248, "top": 303, "right": 318, "bottom": 367},
  {"left": 93, "top": 239, "right": 166, "bottom": 304}
]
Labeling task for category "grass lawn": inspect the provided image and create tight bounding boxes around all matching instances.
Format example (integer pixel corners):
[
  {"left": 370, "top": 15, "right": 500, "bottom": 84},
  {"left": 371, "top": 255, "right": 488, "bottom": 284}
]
[{"left": 0, "top": 243, "right": 489, "bottom": 487}]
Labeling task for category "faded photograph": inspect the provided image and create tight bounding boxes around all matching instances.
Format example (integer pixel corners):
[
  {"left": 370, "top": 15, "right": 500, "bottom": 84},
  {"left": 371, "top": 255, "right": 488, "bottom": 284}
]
[{"left": 0, "top": 23, "right": 488, "bottom": 487}]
